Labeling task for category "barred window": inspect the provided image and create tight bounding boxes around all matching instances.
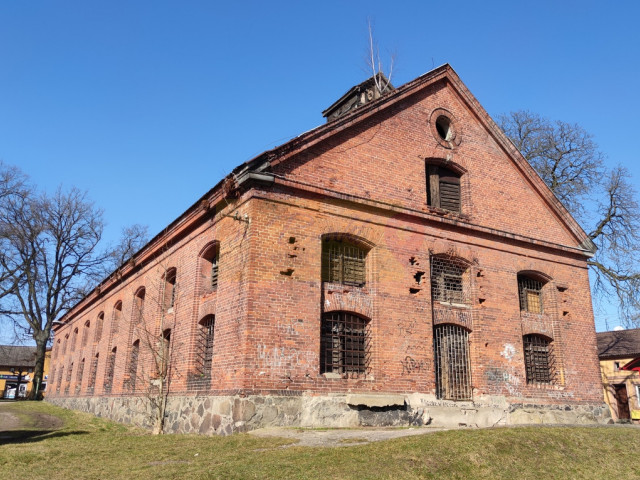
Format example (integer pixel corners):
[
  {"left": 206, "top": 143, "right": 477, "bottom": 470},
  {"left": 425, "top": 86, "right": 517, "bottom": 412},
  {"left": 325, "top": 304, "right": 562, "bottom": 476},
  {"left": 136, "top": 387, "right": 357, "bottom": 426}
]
[
  {"left": 87, "top": 353, "right": 98, "bottom": 393},
  {"left": 111, "top": 302, "right": 122, "bottom": 338},
  {"left": 133, "top": 288, "right": 145, "bottom": 324},
  {"left": 104, "top": 347, "right": 117, "bottom": 393},
  {"left": 200, "top": 243, "right": 220, "bottom": 294},
  {"left": 94, "top": 312, "right": 104, "bottom": 343},
  {"left": 57, "top": 366, "right": 64, "bottom": 393},
  {"left": 523, "top": 334, "right": 554, "bottom": 384},
  {"left": 163, "top": 268, "right": 177, "bottom": 310},
  {"left": 128, "top": 340, "right": 140, "bottom": 391},
  {"left": 433, "top": 324, "right": 472, "bottom": 400},
  {"left": 427, "top": 165, "right": 461, "bottom": 213},
  {"left": 431, "top": 256, "right": 469, "bottom": 305},
  {"left": 518, "top": 275, "right": 544, "bottom": 313},
  {"left": 81, "top": 321, "right": 90, "bottom": 348},
  {"left": 322, "top": 239, "right": 367, "bottom": 286},
  {"left": 197, "top": 315, "right": 215, "bottom": 379},
  {"left": 75, "top": 358, "right": 85, "bottom": 394},
  {"left": 320, "top": 312, "right": 370, "bottom": 375},
  {"left": 70, "top": 328, "right": 78, "bottom": 352}
]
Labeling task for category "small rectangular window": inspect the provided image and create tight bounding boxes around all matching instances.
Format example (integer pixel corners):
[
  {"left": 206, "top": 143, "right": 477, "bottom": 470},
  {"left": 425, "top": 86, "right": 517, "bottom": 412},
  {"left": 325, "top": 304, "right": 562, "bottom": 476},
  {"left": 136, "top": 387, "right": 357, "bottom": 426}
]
[{"left": 322, "top": 240, "right": 366, "bottom": 286}]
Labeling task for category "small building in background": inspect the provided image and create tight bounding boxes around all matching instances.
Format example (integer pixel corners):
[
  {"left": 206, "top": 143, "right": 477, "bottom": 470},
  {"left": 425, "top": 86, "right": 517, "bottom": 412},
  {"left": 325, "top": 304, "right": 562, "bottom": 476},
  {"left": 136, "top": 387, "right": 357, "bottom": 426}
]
[
  {"left": 597, "top": 328, "right": 640, "bottom": 423},
  {"left": 0, "top": 346, "right": 51, "bottom": 398}
]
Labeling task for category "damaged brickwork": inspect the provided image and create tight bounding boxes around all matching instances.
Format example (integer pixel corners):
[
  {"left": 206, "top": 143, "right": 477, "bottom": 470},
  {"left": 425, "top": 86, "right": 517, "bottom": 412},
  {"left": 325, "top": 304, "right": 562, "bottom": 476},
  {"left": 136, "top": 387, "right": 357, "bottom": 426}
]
[{"left": 48, "top": 65, "right": 607, "bottom": 434}]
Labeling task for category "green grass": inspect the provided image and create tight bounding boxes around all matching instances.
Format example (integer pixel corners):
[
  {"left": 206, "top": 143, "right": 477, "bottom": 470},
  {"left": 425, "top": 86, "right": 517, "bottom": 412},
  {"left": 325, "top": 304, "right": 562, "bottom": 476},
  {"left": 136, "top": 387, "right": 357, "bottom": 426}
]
[{"left": 1, "top": 402, "right": 639, "bottom": 479}]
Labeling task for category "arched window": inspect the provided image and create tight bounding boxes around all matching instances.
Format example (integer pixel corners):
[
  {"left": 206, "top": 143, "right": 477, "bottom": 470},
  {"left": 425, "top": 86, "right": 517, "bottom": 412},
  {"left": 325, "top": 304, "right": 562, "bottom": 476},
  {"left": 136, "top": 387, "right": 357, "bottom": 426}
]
[
  {"left": 57, "top": 366, "right": 64, "bottom": 393},
  {"left": 128, "top": 340, "right": 140, "bottom": 391},
  {"left": 523, "top": 334, "right": 554, "bottom": 384},
  {"left": 430, "top": 256, "right": 470, "bottom": 306},
  {"left": 433, "top": 324, "right": 472, "bottom": 400},
  {"left": 63, "top": 334, "right": 69, "bottom": 355},
  {"left": 197, "top": 315, "right": 215, "bottom": 380},
  {"left": 133, "top": 288, "right": 146, "bottom": 324},
  {"left": 81, "top": 321, "right": 90, "bottom": 348},
  {"left": 111, "top": 301, "right": 123, "bottom": 338},
  {"left": 76, "top": 358, "right": 85, "bottom": 394},
  {"left": 88, "top": 353, "right": 98, "bottom": 393},
  {"left": 94, "top": 312, "right": 104, "bottom": 343},
  {"left": 320, "top": 312, "right": 370, "bottom": 375},
  {"left": 518, "top": 275, "right": 545, "bottom": 313},
  {"left": 426, "top": 164, "right": 461, "bottom": 213},
  {"left": 104, "top": 347, "right": 117, "bottom": 393},
  {"left": 163, "top": 268, "right": 177, "bottom": 310},
  {"left": 71, "top": 328, "right": 78, "bottom": 352},
  {"left": 321, "top": 238, "right": 368, "bottom": 286},
  {"left": 65, "top": 362, "right": 73, "bottom": 395},
  {"left": 160, "top": 329, "right": 171, "bottom": 377},
  {"left": 199, "top": 243, "right": 220, "bottom": 294}
]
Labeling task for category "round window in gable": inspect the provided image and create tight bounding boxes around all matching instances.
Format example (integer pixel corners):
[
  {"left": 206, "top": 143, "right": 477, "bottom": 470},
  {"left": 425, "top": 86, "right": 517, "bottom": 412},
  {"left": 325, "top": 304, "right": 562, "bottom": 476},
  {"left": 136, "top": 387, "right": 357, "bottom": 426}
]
[{"left": 430, "top": 108, "right": 462, "bottom": 149}]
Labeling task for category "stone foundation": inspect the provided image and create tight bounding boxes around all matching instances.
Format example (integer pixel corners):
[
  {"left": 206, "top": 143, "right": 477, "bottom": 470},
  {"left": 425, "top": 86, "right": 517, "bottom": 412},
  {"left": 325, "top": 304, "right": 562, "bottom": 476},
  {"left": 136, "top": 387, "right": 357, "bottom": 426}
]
[{"left": 47, "top": 393, "right": 611, "bottom": 435}]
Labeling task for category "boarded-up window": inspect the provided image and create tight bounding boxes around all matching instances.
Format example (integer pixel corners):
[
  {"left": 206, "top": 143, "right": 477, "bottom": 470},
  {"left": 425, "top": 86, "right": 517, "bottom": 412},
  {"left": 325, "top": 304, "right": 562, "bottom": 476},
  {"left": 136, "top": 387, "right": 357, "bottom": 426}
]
[
  {"left": 434, "top": 324, "right": 472, "bottom": 400},
  {"left": 518, "top": 276, "right": 544, "bottom": 313},
  {"left": 431, "top": 256, "right": 469, "bottom": 305},
  {"left": 163, "top": 268, "right": 177, "bottom": 310},
  {"left": 523, "top": 335, "right": 554, "bottom": 384},
  {"left": 133, "top": 288, "right": 145, "bottom": 325},
  {"left": 427, "top": 165, "right": 461, "bottom": 213},
  {"left": 322, "top": 239, "right": 367, "bottom": 286},
  {"left": 111, "top": 302, "right": 122, "bottom": 338},
  {"left": 200, "top": 243, "right": 220, "bottom": 294},
  {"left": 320, "top": 312, "right": 369, "bottom": 375}
]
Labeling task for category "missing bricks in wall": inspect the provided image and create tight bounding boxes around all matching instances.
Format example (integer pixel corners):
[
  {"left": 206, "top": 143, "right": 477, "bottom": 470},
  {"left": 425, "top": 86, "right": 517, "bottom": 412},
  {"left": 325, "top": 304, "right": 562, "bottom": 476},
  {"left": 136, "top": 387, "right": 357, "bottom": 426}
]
[
  {"left": 409, "top": 288, "right": 421, "bottom": 294},
  {"left": 413, "top": 271, "right": 425, "bottom": 284},
  {"left": 280, "top": 269, "right": 294, "bottom": 276},
  {"left": 288, "top": 236, "right": 296, "bottom": 244}
]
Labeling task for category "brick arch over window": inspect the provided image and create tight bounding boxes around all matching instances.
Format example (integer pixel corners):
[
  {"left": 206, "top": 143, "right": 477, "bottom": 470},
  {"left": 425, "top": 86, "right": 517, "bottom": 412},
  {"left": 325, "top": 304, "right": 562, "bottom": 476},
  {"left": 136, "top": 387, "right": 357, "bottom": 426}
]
[
  {"left": 425, "top": 159, "right": 467, "bottom": 214},
  {"left": 81, "top": 320, "right": 90, "bottom": 348},
  {"left": 162, "top": 267, "right": 177, "bottom": 310},
  {"left": 522, "top": 334, "right": 555, "bottom": 385},
  {"left": 517, "top": 271, "right": 552, "bottom": 314},
  {"left": 199, "top": 242, "right": 220, "bottom": 294},
  {"left": 110, "top": 301, "right": 123, "bottom": 341},
  {"left": 321, "top": 234, "right": 373, "bottom": 287},
  {"left": 133, "top": 287, "right": 146, "bottom": 324},
  {"left": 320, "top": 311, "right": 370, "bottom": 376},
  {"left": 94, "top": 312, "right": 104, "bottom": 343},
  {"left": 430, "top": 255, "right": 472, "bottom": 306}
]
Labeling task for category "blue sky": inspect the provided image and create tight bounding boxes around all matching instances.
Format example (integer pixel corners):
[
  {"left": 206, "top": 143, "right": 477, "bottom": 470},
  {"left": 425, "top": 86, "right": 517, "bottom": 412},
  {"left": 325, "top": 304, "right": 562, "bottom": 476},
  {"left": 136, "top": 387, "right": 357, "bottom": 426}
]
[{"left": 1, "top": 1, "right": 638, "bottom": 335}]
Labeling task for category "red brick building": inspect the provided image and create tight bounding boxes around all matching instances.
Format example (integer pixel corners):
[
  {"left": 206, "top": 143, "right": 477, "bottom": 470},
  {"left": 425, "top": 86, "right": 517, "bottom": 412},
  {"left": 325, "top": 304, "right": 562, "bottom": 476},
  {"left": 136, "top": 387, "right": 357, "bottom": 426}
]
[{"left": 48, "top": 65, "right": 609, "bottom": 433}]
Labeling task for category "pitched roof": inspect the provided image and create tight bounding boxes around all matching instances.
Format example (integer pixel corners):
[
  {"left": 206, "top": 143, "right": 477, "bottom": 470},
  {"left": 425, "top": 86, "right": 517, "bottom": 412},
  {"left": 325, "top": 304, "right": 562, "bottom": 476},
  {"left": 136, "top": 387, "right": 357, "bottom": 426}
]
[
  {"left": 596, "top": 329, "right": 640, "bottom": 359},
  {"left": 56, "top": 64, "right": 597, "bottom": 328},
  {"left": 0, "top": 345, "right": 38, "bottom": 367}
]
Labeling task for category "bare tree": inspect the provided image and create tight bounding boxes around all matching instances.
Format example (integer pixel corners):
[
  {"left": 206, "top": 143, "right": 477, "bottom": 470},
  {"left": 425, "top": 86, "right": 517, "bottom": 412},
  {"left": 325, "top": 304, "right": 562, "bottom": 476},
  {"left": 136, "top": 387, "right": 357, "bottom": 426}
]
[
  {"left": 499, "top": 111, "right": 640, "bottom": 327},
  {"left": 0, "top": 163, "right": 150, "bottom": 398},
  {"left": 109, "top": 224, "right": 149, "bottom": 269},
  {"left": 126, "top": 262, "right": 180, "bottom": 434}
]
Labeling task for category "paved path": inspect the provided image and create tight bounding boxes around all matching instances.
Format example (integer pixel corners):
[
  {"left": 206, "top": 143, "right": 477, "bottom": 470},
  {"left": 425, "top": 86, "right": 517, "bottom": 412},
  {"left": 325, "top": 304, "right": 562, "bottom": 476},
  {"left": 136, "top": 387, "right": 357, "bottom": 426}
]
[{"left": 249, "top": 426, "right": 447, "bottom": 447}]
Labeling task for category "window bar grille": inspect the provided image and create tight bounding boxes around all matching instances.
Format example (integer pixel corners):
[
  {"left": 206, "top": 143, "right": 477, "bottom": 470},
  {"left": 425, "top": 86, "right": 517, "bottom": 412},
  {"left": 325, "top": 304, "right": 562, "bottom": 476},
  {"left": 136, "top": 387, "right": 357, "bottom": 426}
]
[
  {"left": 322, "top": 241, "right": 366, "bottom": 286},
  {"left": 128, "top": 342, "right": 139, "bottom": 391},
  {"left": 523, "top": 335, "right": 554, "bottom": 384},
  {"left": 518, "top": 277, "right": 543, "bottom": 313},
  {"left": 430, "top": 256, "right": 469, "bottom": 305},
  {"left": 104, "top": 350, "right": 116, "bottom": 393},
  {"left": 211, "top": 254, "right": 219, "bottom": 289},
  {"left": 433, "top": 324, "right": 472, "bottom": 400},
  {"left": 320, "top": 312, "right": 369, "bottom": 375}
]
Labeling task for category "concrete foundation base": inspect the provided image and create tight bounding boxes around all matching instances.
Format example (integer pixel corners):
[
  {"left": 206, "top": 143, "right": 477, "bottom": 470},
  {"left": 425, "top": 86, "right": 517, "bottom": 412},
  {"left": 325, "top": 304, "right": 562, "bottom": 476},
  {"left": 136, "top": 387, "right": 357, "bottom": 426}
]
[{"left": 47, "top": 393, "right": 611, "bottom": 435}]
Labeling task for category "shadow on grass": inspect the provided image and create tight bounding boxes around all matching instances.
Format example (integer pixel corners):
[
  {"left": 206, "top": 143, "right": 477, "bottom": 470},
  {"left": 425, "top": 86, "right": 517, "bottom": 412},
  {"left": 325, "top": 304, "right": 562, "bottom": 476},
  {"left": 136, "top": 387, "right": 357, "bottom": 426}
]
[{"left": 0, "top": 429, "right": 88, "bottom": 445}]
